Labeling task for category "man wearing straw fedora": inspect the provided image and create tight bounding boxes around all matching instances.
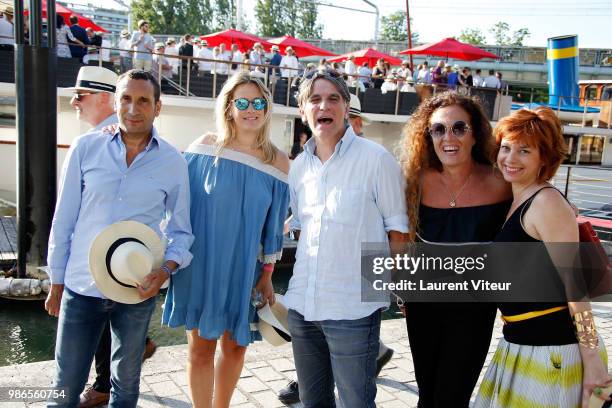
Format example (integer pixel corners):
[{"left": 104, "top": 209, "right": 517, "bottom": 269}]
[
  {"left": 45, "top": 69, "right": 193, "bottom": 407},
  {"left": 68, "top": 66, "right": 118, "bottom": 133}
]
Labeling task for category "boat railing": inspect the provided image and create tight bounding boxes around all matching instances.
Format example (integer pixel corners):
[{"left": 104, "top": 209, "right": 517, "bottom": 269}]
[
  {"left": 552, "top": 164, "right": 612, "bottom": 240},
  {"left": 0, "top": 38, "right": 610, "bottom": 127}
]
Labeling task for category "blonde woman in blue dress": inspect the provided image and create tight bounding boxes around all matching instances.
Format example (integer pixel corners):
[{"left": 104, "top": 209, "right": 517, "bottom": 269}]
[{"left": 163, "top": 72, "right": 290, "bottom": 407}]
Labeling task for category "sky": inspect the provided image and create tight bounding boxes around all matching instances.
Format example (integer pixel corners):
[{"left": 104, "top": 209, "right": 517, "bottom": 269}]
[{"left": 67, "top": 0, "right": 612, "bottom": 49}]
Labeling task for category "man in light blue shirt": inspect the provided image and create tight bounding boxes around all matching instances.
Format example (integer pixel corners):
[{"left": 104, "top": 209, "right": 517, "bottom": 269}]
[
  {"left": 285, "top": 69, "right": 409, "bottom": 408},
  {"left": 130, "top": 20, "right": 154, "bottom": 71},
  {"left": 45, "top": 70, "right": 193, "bottom": 407}
]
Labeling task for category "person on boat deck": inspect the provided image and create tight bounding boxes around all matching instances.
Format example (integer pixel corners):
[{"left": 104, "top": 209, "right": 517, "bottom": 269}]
[
  {"left": 400, "top": 91, "right": 512, "bottom": 407},
  {"left": 162, "top": 72, "right": 290, "bottom": 408},
  {"left": 45, "top": 69, "right": 193, "bottom": 408},
  {"left": 474, "top": 107, "right": 611, "bottom": 408},
  {"left": 284, "top": 68, "right": 408, "bottom": 408}
]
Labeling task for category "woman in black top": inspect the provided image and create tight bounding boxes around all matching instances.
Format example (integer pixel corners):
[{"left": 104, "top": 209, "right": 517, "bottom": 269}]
[
  {"left": 474, "top": 107, "right": 610, "bottom": 408},
  {"left": 400, "top": 92, "right": 512, "bottom": 407},
  {"left": 371, "top": 58, "right": 387, "bottom": 89}
]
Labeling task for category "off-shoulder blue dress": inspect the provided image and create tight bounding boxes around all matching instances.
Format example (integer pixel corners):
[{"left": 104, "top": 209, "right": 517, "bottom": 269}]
[{"left": 162, "top": 143, "right": 289, "bottom": 346}]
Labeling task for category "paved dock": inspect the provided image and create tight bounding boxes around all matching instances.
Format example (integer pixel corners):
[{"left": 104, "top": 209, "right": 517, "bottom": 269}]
[{"left": 1, "top": 306, "right": 612, "bottom": 407}]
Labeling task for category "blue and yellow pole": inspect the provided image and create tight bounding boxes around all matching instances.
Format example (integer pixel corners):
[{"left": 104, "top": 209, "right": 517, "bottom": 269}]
[{"left": 547, "top": 35, "right": 579, "bottom": 107}]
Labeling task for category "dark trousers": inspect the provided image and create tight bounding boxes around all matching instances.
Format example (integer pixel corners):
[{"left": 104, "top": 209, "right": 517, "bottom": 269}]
[
  {"left": 92, "top": 324, "right": 152, "bottom": 394},
  {"left": 405, "top": 302, "right": 496, "bottom": 408},
  {"left": 92, "top": 322, "right": 112, "bottom": 393}
]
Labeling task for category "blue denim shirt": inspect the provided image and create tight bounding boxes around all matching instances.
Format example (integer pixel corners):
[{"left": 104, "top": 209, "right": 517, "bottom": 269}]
[{"left": 47, "top": 126, "right": 194, "bottom": 298}]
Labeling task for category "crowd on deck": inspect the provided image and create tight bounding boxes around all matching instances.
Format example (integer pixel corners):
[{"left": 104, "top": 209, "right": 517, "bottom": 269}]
[{"left": 0, "top": 9, "right": 508, "bottom": 96}]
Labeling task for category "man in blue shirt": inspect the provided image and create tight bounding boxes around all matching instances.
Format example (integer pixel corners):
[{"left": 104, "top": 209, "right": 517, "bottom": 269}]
[
  {"left": 45, "top": 70, "right": 193, "bottom": 408},
  {"left": 68, "top": 15, "right": 89, "bottom": 62},
  {"left": 269, "top": 44, "right": 282, "bottom": 78}
]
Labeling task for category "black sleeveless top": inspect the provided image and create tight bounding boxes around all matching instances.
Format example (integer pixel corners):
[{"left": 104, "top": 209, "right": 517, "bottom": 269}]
[
  {"left": 496, "top": 187, "right": 577, "bottom": 345},
  {"left": 419, "top": 201, "right": 510, "bottom": 243}
]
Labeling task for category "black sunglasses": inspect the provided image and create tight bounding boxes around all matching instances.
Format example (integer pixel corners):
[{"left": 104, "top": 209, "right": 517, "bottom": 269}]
[
  {"left": 72, "top": 92, "right": 97, "bottom": 102},
  {"left": 428, "top": 121, "right": 471, "bottom": 138}
]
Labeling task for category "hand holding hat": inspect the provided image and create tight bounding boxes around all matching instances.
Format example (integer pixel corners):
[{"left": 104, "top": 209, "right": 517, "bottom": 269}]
[{"left": 89, "top": 220, "right": 170, "bottom": 304}]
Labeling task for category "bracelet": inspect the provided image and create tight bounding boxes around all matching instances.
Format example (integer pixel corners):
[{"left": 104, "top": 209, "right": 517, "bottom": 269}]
[
  {"left": 262, "top": 263, "right": 274, "bottom": 274},
  {"left": 160, "top": 264, "right": 172, "bottom": 278},
  {"left": 573, "top": 310, "right": 599, "bottom": 349}
]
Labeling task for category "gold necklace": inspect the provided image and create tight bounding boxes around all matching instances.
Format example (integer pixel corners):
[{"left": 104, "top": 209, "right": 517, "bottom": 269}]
[{"left": 440, "top": 172, "right": 472, "bottom": 208}]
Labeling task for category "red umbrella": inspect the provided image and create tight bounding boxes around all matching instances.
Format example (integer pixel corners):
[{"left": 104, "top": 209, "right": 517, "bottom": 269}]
[
  {"left": 268, "top": 35, "right": 336, "bottom": 58},
  {"left": 399, "top": 37, "right": 499, "bottom": 61},
  {"left": 25, "top": 0, "right": 108, "bottom": 32},
  {"left": 200, "top": 29, "right": 272, "bottom": 53},
  {"left": 328, "top": 48, "right": 403, "bottom": 68}
]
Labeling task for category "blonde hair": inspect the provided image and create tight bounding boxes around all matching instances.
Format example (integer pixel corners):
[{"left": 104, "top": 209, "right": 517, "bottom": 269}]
[{"left": 214, "top": 72, "right": 276, "bottom": 163}]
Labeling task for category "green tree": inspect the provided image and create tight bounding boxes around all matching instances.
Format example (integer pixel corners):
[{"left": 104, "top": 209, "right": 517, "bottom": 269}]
[
  {"left": 379, "top": 11, "right": 419, "bottom": 43},
  {"left": 489, "top": 21, "right": 511, "bottom": 45},
  {"left": 511, "top": 28, "right": 531, "bottom": 46},
  {"left": 458, "top": 28, "right": 486, "bottom": 45},
  {"left": 255, "top": 0, "right": 323, "bottom": 39},
  {"left": 213, "top": 0, "right": 236, "bottom": 30},
  {"left": 131, "top": 0, "right": 213, "bottom": 34},
  {"left": 489, "top": 21, "right": 530, "bottom": 46},
  {"left": 255, "top": 0, "right": 287, "bottom": 36},
  {"left": 297, "top": 1, "right": 323, "bottom": 39}
]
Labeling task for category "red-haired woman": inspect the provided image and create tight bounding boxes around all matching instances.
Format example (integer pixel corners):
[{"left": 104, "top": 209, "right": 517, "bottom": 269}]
[{"left": 475, "top": 107, "right": 610, "bottom": 408}]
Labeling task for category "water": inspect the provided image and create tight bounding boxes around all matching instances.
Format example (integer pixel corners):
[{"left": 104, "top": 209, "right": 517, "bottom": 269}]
[{"left": 0, "top": 267, "right": 402, "bottom": 367}]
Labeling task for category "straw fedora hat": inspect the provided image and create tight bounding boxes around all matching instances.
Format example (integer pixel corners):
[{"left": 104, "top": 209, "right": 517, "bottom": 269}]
[
  {"left": 89, "top": 221, "right": 166, "bottom": 304},
  {"left": 257, "top": 294, "right": 291, "bottom": 346},
  {"left": 67, "top": 66, "right": 118, "bottom": 93},
  {"left": 3, "top": 6, "right": 14, "bottom": 16},
  {"left": 349, "top": 94, "right": 371, "bottom": 126}
]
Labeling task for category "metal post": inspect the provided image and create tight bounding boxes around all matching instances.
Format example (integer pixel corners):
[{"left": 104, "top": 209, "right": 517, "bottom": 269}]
[
  {"left": 564, "top": 166, "right": 572, "bottom": 197},
  {"left": 394, "top": 87, "right": 400, "bottom": 115},
  {"left": 575, "top": 135, "right": 582, "bottom": 165},
  {"left": 557, "top": 96, "right": 562, "bottom": 115},
  {"left": 286, "top": 76, "right": 291, "bottom": 106},
  {"left": 582, "top": 99, "right": 588, "bottom": 128},
  {"left": 14, "top": 0, "right": 57, "bottom": 279},
  {"left": 529, "top": 87, "right": 533, "bottom": 104},
  {"left": 178, "top": 61, "right": 183, "bottom": 95},
  {"left": 186, "top": 58, "right": 191, "bottom": 96},
  {"left": 264, "top": 66, "right": 269, "bottom": 88},
  {"left": 404, "top": 0, "right": 413, "bottom": 71},
  {"left": 213, "top": 71, "right": 217, "bottom": 98},
  {"left": 158, "top": 54, "right": 162, "bottom": 88}
]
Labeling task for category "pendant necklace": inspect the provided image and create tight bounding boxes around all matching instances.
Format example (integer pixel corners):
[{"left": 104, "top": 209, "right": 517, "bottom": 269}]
[{"left": 440, "top": 171, "right": 472, "bottom": 208}]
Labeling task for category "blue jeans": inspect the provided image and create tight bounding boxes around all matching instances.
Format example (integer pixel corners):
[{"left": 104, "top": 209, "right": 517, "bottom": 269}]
[
  {"left": 49, "top": 288, "right": 155, "bottom": 408},
  {"left": 288, "top": 309, "right": 381, "bottom": 408}
]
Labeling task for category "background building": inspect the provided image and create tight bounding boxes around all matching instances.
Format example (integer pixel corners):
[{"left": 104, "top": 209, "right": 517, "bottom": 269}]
[{"left": 59, "top": 1, "right": 128, "bottom": 37}]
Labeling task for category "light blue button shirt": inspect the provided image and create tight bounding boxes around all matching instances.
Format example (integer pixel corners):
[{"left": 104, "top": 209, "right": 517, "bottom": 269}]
[
  {"left": 47, "top": 126, "right": 194, "bottom": 298},
  {"left": 285, "top": 126, "right": 409, "bottom": 321}
]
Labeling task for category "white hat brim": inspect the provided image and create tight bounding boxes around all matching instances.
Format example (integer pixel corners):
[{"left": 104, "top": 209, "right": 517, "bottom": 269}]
[
  {"left": 258, "top": 294, "right": 291, "bottom": 346},
  {"left": 89, "top": 221, "right": 165, "bottom": 304}
]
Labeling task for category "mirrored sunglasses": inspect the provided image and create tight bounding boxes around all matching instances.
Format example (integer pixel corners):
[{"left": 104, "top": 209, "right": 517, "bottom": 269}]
[
  {"left": 428, "top": 120, "right": 471, "bottom": 138},
  {"left": 233, "top": 97, "right": 267, "bottom": 111}
]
